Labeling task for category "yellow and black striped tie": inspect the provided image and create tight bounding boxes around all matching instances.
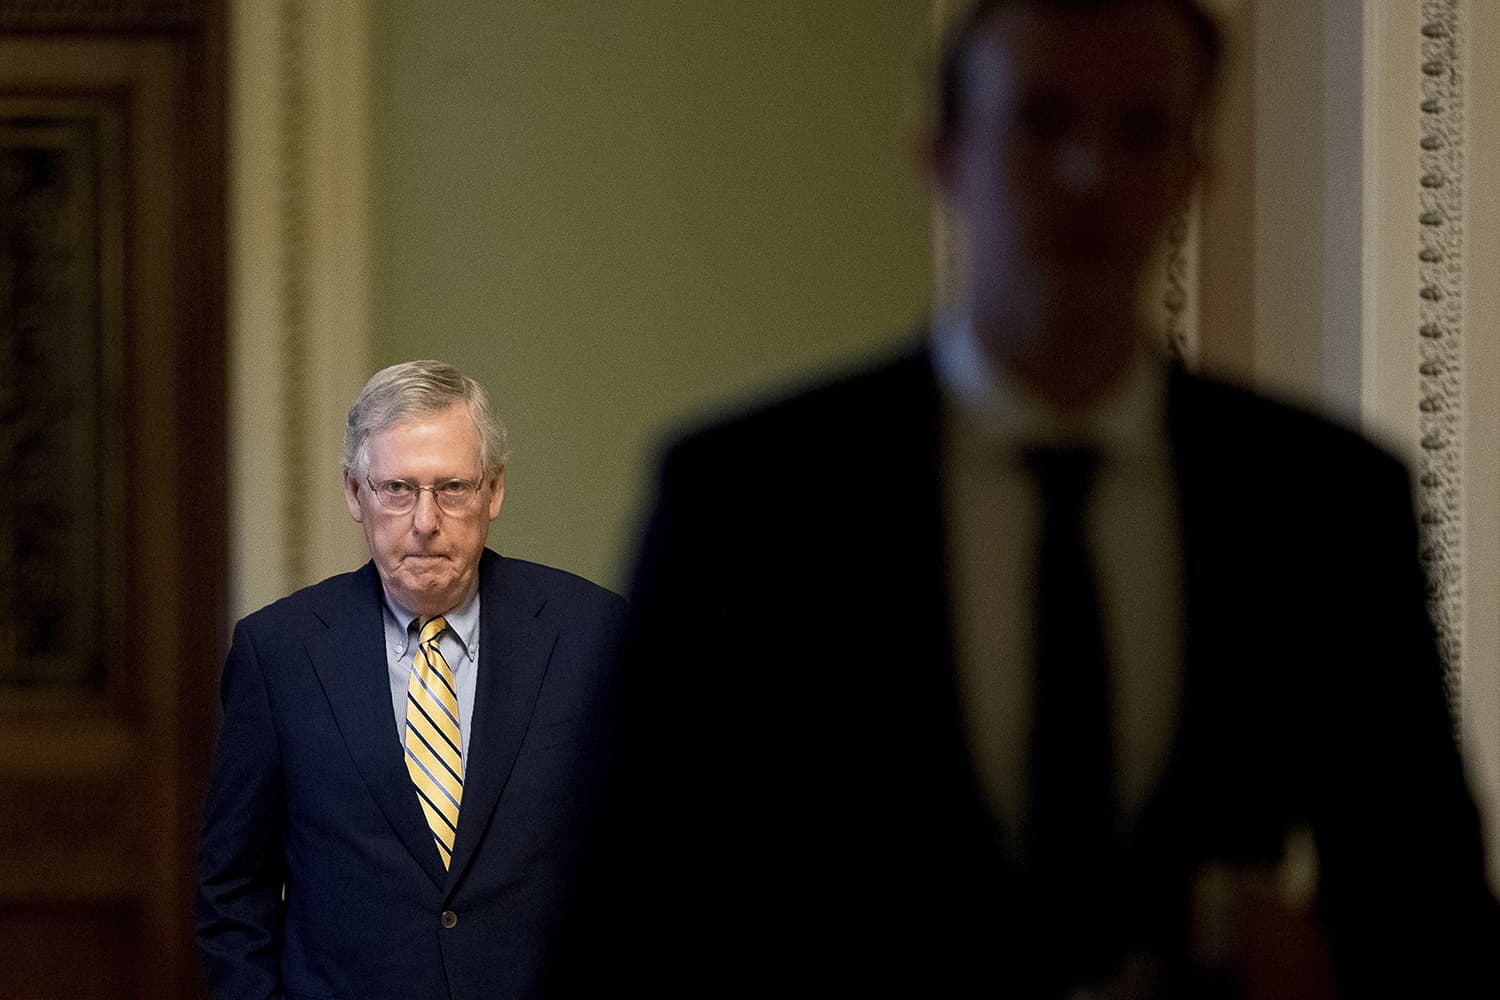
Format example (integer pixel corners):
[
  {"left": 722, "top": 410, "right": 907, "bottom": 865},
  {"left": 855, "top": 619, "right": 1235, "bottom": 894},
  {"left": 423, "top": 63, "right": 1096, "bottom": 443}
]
[{"left": 404, "top": 615, "right": 463, "bottom": 869}]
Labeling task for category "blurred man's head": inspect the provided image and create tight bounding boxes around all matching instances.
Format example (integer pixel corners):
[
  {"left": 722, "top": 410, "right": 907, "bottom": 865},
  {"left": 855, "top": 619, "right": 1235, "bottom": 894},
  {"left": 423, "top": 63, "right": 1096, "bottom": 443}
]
[
  {"left": 928, "top": 0, "right": 1221, "bottom": 394},
  {"left": 935, "top": 0, "right": 1223, "bottom": 142}
]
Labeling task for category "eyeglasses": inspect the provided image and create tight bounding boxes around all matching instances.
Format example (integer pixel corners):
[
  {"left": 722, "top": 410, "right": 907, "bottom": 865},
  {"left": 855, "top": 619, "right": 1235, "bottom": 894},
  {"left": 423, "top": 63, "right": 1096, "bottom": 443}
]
[{"left": 365, "top": 476, "right": 482, "bottom": 515}]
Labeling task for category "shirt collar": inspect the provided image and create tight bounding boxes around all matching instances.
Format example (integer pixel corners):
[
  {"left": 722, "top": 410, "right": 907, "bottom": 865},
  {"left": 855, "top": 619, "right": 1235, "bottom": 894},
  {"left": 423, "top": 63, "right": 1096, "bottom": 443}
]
[
  {"left": 381, "top": 585, "right": 481, "bottom": 664},
  {"left": 931, "top": 314, "right": 1169, "bottom": 458}
]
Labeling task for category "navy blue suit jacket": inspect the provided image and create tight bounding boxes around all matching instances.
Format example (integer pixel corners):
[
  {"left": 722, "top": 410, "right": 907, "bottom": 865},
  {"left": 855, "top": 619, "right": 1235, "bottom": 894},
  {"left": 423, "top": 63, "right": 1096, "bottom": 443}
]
[
  {"left": 563, "top": 345, "right": 1498, "bottom": 997},
  {"left": 198, "top": 549, "right": 624, "bottom": 1000}
]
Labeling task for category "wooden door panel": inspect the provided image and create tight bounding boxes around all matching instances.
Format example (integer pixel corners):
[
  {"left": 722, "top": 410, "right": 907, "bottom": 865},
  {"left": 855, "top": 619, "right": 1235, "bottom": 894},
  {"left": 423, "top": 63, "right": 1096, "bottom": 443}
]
[
  {"left": 0, "top": 18, "right": 224, "bottom": 1000},
  {"left": 0, "top": 905, "right": 142, "bottom": 999}
]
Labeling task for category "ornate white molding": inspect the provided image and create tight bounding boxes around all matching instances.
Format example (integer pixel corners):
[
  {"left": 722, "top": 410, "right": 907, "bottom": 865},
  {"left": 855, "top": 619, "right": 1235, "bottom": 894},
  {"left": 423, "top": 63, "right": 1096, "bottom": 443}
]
[
  {"left": 1360, "top": 0, "right": 1497, "bottom": 890},
  {"left": 1416, "top": 0, "right": 1466, "bottom": 713},
  {"left": 1162, "top": 200, "right": 1200, "bottom": 365}
]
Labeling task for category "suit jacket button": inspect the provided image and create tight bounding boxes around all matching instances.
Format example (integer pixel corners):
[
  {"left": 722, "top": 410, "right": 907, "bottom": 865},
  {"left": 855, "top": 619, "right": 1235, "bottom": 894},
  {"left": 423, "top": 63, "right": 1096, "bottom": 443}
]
[{"left": 441, "top": 910, "right": 458, "bottom": 929}]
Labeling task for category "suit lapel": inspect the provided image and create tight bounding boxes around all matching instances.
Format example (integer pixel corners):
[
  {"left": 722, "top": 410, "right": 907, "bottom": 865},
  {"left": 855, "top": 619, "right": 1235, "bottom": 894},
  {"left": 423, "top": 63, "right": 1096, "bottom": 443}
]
[
  {"left": 446, "top": 552, "right": 559, "bottom": 888},
  {"left": 305, "top": 563, "right": 449, "bottom": 889},
  {"left": 1161, "top": 369, "right": 1289, "bottom": 860},
  {"left": 1166, "top": 368, "right": 1261, "bottom": 745},
  {"left": 891, "top": 346, "right": 1019, "bottom": 887}
]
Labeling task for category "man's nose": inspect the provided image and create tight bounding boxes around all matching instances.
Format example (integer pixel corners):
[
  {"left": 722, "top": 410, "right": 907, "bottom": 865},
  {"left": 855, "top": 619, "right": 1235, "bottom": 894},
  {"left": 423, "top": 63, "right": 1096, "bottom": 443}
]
[{"left": 411, "top": 489, "right": 441, "bottom": 533}]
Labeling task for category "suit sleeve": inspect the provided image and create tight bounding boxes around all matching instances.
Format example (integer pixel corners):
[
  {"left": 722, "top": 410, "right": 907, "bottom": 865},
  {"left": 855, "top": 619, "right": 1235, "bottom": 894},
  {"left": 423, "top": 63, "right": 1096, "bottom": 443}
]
[
  {"left": 1313, "top": 452, "right": 1500, "bottom": 993},
  {"left": 544, "top": 446, "right": 716, "bottom": 993},
  {"left": 195, "top": 620, "right": 288, "bottom": 1000}
]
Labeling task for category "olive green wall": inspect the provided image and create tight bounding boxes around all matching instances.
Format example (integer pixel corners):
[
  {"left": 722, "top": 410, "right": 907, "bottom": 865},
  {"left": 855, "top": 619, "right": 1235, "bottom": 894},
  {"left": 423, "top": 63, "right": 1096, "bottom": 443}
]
[{"left": 369, "top": 2, "right": 933, "bottom": 591}]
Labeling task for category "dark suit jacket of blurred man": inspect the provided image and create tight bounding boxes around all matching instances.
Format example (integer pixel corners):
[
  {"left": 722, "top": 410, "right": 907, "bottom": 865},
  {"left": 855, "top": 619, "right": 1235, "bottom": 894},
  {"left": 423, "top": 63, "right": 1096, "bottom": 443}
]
[
  {"left": 198, "top": 550, "right": 624, "bottom": 1000},
  {"left": 570, "top": 343, "right": 1499, "bottom": 997}
]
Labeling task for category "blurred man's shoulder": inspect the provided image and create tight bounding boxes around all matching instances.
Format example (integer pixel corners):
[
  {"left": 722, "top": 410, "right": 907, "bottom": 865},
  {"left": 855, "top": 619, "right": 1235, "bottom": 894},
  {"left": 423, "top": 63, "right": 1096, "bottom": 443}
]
[
  {"left": 663, "top": 339, "right": 935, "bottom": 471},
  {"left": 1170, "top": 366, "right": 1409, "bottom": 480}
]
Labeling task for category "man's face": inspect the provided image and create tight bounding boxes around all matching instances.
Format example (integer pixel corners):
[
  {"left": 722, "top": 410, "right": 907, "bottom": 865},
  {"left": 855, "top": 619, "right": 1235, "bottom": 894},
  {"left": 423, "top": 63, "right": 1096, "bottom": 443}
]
[
  {"left": 933, "top": 2, "right": 1204, "bottom": 356},
  {"left": 343, "top": 402, "right": 504, "bottom": 618}
]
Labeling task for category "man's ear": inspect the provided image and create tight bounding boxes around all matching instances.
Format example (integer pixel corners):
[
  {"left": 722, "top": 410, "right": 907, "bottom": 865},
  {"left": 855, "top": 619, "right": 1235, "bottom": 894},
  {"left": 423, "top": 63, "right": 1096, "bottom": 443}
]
[
  {"left": 487, "top": 469, "right": 505, "bottom": 521},
  {"left": 343, "top": 470, "right": 366, "bottom": 523}
]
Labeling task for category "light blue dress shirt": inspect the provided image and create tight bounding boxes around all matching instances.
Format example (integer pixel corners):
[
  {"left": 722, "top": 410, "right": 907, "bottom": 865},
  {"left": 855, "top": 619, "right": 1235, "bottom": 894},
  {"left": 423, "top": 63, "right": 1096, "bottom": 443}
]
[{"left": 381, "top": 588, "right": 480, "bottom": 764}]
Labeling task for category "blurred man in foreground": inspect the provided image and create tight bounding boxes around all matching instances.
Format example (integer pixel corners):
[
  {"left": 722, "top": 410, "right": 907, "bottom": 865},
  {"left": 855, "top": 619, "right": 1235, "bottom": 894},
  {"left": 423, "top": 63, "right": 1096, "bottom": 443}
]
[{"left": 566, "top": 1, "right": 1499, "bottom": 996}]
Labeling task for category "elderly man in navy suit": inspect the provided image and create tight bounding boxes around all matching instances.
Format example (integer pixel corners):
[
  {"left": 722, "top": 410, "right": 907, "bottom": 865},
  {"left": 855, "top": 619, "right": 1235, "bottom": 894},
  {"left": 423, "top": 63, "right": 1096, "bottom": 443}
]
[
  {"left": 197, "top": 360, "right": 624, "bottom": 1000},
  {"left": 564, "top": 1, "right": 1500, "bottom": 997}
]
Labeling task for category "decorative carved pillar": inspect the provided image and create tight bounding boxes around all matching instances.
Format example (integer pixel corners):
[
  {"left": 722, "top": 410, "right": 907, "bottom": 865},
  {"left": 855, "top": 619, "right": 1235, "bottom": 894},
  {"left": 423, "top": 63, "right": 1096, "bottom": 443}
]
[
  {"left": 1413, "top": 0, "right": 1466, "bottom": 721},
  {"left": 230, "top": 0, "right": 373, "bottom": 619},
  {"left": 1350, "top": 0, "right": 1496, "bottom": 890}
]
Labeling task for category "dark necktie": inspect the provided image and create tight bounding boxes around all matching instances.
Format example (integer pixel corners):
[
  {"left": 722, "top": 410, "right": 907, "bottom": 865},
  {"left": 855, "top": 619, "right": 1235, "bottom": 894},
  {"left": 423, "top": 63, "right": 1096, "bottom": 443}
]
[{"left": 1024, "top": 446, "right": 1120, "bottom": 985}]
